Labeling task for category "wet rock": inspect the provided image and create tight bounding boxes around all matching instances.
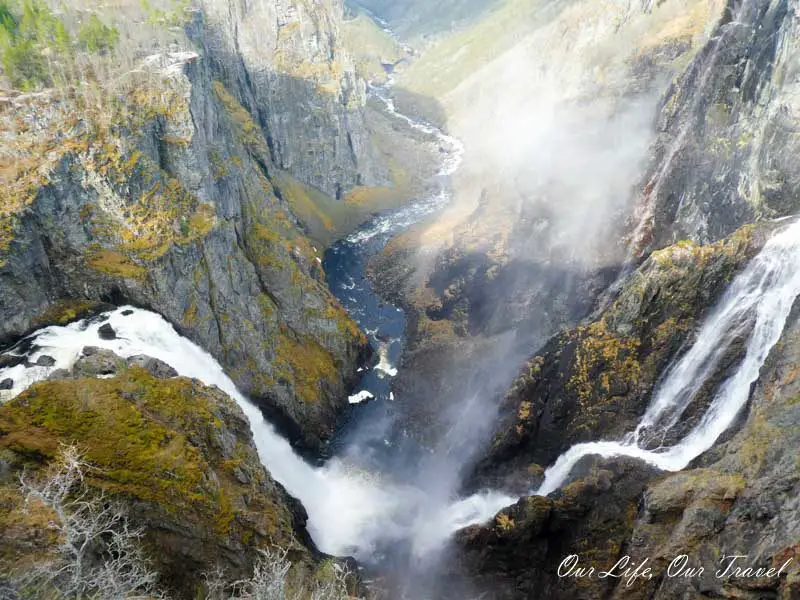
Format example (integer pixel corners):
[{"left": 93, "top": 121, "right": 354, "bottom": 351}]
[
  {"left": 641, "top": 0, "right": 800, "bottom": 251},
  {"left": 121, "top": 309, "right": 134, "bottom": 316},
  {"left": 35, "top": 355, "right": 56, "bottom": 367},
  {"left": 446, "top": 458, "right": 661, "bottom": 600},
  {"left": 72, "top": 350, "right": 125, "bottom": 378},
  {"left": 0, "top": 355, "right": 25, "bottom": 369},
  {"left": 81, "top": 346, "right": 101, "bottom": 356},
  {"left": 97, "top": 323, "right": 116, "bottom": 340},
  {"left": 126, "top": 355, "right": 178, "bottom": 379},
  {"left": 0, "top": 378, "right": 12, "bottom": 390}
]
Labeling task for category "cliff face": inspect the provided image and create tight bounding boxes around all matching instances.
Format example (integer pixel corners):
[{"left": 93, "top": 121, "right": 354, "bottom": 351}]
[
  {"left": 198, "top": 0, "right": 390, "bottom": 198},
  {"left": 0, "top": 0, "right": 386, "bottom": 452},
  {"left": 638, "top": 0, "right": 800, "bottom": 251},
  {"left": 453, "top": 279, "right": 800, "bottom": 600}
]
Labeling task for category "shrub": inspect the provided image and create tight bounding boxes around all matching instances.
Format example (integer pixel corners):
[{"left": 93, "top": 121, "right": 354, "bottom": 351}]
[
  {"left": 0, "top": 0, "right": 71, "bottom": 90},
  {"left": 13, "top": 445, "right": 164, "bottom": 599},
  {"left": 77, "top": 14, "right": 118, "bottom": 54}
]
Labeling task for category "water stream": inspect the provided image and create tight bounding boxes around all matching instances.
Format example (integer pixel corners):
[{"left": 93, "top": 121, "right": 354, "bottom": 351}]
[
  {"left": 534, "top": 217, "right": 800, "bottom": 495},
  {"left": 2, "top": 15, "right": 800, "bottom": 592}
]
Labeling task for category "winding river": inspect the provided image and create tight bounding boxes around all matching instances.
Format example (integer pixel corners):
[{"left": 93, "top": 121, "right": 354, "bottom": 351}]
[{"left": 322, "top": 72, "right": 464, "bottom": 469}]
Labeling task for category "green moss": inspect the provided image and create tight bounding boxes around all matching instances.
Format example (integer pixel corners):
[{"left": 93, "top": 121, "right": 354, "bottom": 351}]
[
  {"left": 341, "top": 9, "right": 403, "bottom": 82},
  {"left": 31, "top": 299, "right": 101, "bottom": 327},
  {"left": 86, "top": 248, "right": 147, "bottom": 281},
  {"left": 1, "top": 372, "right": 208, "bottom": 509},
  {"left": 115, "top": 173, "right": 216, "bottom": 260},
  {"left": 208, "top": 148, "right": 229, "bottom": 180},
  {"left": 273, "top": 329, "right": 338, "bottom": 404},
  {"left": 567, "top": 319, "right": 641, "bottom": 408},
  {"left": 0, "top": 370, "right": 293, "bottom": 542},
  {"left": 274, "top": 171, "right": 409, "bottom": 249}
]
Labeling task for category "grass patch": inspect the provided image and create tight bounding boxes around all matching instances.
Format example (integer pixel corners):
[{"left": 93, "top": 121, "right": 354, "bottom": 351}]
[
  {"left": 342, "top": 9, "right": 403, "bottom": 82},
  {"left": 86, "top": 248, "right": 147, "bottom": 281},
  {"left": 274, "top": 172, "right": 409, "bottom": 248}
]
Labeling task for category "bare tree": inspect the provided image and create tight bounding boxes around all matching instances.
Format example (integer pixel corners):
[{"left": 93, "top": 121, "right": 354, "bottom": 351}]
[
  {"left": 230, "top": 549, "right": 292, "bottom": 600},
  {"left": 204, "top": 549, "right": 361, "bottom": 600},
  {"left": 308, "top": 562, "right": 356, "bottom": 600},
  {"left": 16, "top": 445, "right": 165, "bottom": 600}
]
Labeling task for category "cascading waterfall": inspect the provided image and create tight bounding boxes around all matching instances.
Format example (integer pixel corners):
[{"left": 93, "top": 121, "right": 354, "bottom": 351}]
[
  {"left": 0, "top": 308, "right": 422, "bottom": 558},
  {"left": 424, "top": 218, "right": 800, "bottom": 530},
  {"left": 0, "top": 305, "right": 518, "bottom": 560},
  {"left": 535, "top": 218, "right": 800, "bottom": 495},
  {"left": 2, "top": 221, "right": 797, "bottom": 575},
  {"left": 0, "top": 55, "right": 480, "bottom": 566},
  {"left": 3, "top": 221, "right": 796, "bottom": 586}
]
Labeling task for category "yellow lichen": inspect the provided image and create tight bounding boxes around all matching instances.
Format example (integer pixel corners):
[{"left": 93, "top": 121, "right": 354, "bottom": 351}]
[{"left": 86, "top": 248, "right": 147, "bottom": 280}]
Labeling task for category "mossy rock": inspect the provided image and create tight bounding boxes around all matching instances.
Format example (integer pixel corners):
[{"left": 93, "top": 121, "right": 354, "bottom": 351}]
[{"left": 0, "top": 368, "right": 309, "bottom": 597}]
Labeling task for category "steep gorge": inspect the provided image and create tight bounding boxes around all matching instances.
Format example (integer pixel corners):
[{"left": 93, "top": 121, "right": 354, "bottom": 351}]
[{"left": 2, "top": 0, "right": 800, "bottom": 598}]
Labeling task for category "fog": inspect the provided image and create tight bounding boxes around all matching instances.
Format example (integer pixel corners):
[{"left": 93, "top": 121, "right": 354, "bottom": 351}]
[{"left": 327, "top": 1, "right": 725, "bottom": 597}]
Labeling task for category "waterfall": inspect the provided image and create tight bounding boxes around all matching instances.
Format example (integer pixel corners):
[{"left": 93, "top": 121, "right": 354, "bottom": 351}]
[
  {"left": 535, "top": 218, "right": 800, "bottom": 495},
  {"left": 0, "top": 308, "right": 420, "bottom": 558},
  {"left": 419, "top": 218, "right": 800, "bottom": 532},
  {"left": 3, "top": 224, "right": 797, "bottom": 568}
]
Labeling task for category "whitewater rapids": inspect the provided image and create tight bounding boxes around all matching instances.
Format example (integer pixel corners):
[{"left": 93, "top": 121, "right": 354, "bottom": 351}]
[{"left": 0, "top": 307, "right": 504, "bottom": 559}]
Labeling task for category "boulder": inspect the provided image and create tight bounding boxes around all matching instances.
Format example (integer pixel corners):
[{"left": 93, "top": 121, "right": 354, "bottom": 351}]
[
  {"left": 126, "top": 355, "right": 178, "bottom": 379},
  {"left": 97, "top": 324, "right": 116, "bottom": 340},
  {"left": 35, "top": 355, "right": 56, "bottom": 367}
]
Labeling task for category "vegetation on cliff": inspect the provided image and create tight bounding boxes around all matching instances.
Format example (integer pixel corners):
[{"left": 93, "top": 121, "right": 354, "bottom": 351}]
[
  {"left": 474, "top": 225, "right": 766, "bottom": 491},
  {"left": 0, "top": 363, "right": 361, "bottom": 598}
]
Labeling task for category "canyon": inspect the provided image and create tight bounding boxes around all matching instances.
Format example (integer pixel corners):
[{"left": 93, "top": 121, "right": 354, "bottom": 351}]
[{"left": 1, "top": 0, "right": 800, "bottom": 599}]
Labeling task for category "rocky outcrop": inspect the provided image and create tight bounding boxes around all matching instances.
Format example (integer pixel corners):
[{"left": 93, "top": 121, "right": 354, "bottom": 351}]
[
  {"left": 447, "top": 458, "right": 661, "bottom": 600},
  {"left": 0, "top": 1, "right": 380, "bottom": 452},
  {"left": 0, "top": 358, "right": 320, "bottom": 598},
  {"left": 470, "top": 226, "right": 768, "bottom": 494}
]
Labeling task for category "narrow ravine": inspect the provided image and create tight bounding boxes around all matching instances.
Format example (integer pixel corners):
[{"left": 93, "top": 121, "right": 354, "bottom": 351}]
[
  {"left": 4, "top": 16, "right": 800, "bottom": 598},
  {"left": 322, "top": 71, "right": 464, "bottom": 467}
]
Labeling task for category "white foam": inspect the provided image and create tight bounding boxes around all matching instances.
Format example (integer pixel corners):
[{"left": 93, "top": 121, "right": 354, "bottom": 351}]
[
  {"left": 0, "top": 307, "right": 481, "bottom": 559},
  {"left": 535, "top": 218, "right": 800, "bottom": 495},
  {"left": 374, "top": 344, "right": 398, "bottom": 377},
  {"left": 349, "top": 390, "right": 375, "bottom": 404}
]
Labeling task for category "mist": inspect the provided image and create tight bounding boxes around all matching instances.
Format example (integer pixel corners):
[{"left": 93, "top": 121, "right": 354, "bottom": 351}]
[{"left": 322, "top": 0, "right": 727, "bottom": 597}]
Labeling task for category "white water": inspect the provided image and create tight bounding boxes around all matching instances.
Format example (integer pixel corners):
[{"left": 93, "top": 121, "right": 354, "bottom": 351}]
[
  {"left": 534, "top": 218, "right": 800, "bottom": 495},
  {"left": 346, "top": 76, "right": 465, "bottom": 246},
  {"left": 3, "top": 222, "right": 793, "bottom": 572},
  {"left": 0, "top": 37, "right": 499, "bottom": 563},
  {"left": 0, "top": 309, "right": 418, "bottom": 556},
  {"left": 0, "top": 307, "right": 508, "bottom": 558}
]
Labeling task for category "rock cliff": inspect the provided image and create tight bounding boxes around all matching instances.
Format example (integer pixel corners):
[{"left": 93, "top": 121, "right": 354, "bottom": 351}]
[
  {"left": 0, "top": 351, "right": 345, "bottom": 598},
  {"left": 0, "top": 0, "right": 400, "bottom": 453}
]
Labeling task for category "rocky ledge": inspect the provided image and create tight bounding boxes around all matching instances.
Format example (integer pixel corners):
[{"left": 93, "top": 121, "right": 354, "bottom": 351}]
[{"left": 0, "top": 349, "right": 345, "bottom": 598}]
